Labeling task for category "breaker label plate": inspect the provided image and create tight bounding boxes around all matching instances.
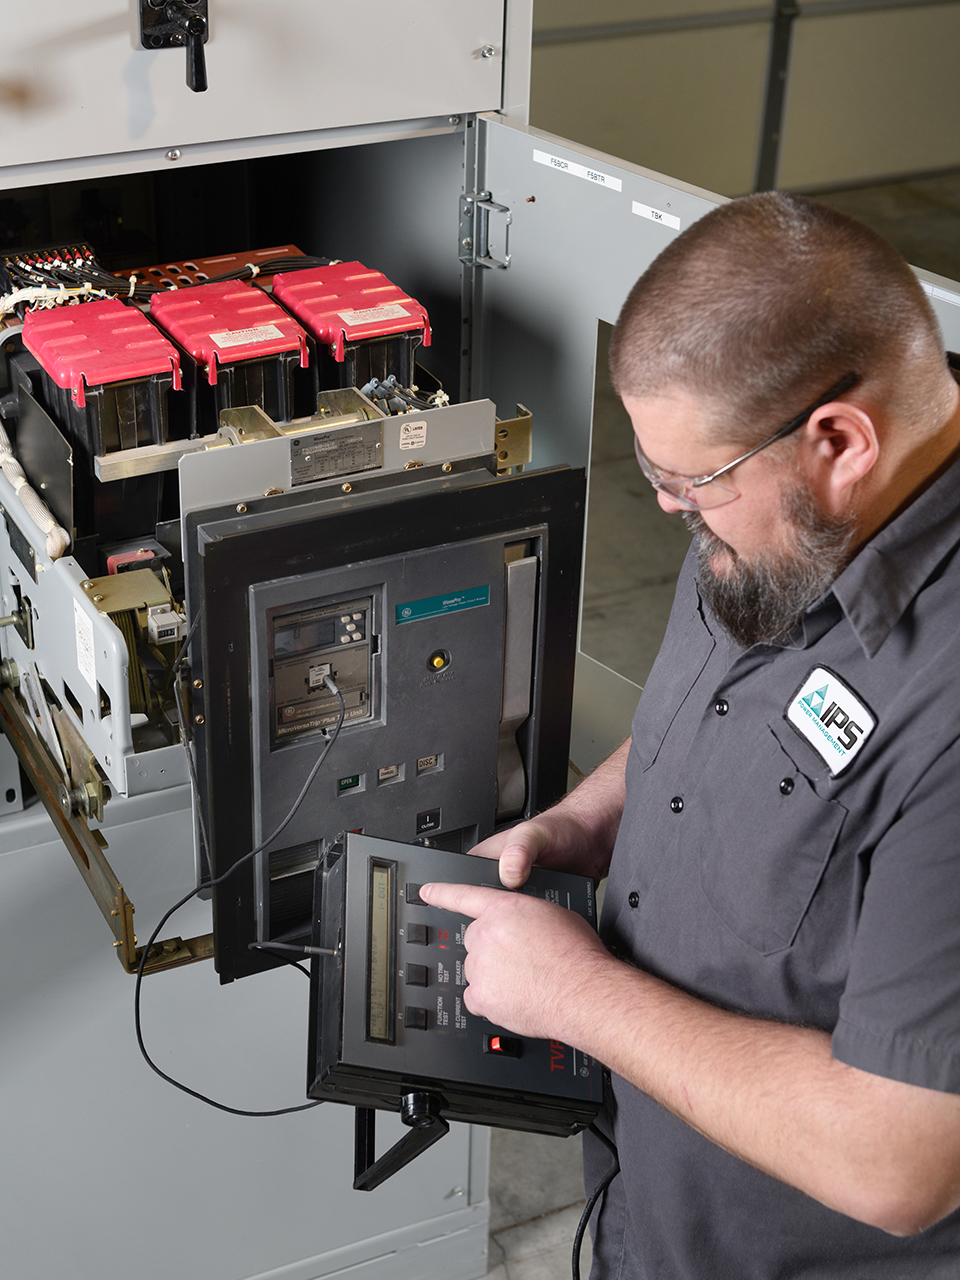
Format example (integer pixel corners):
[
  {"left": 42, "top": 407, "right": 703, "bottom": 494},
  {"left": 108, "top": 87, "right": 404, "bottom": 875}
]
[
  {"left": 290, "top": 423, "right": 383, "bottom": 486},
  {"left": 395, "top": 585, "right": 490, "bottom": 625}
]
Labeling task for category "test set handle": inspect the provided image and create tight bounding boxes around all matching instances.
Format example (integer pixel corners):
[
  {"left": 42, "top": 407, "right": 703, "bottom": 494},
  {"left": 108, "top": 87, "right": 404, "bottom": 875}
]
[
  {"left": 165, "top": 1, "right": 208, "bottom": 92},
  {"left": 352, "top": 1093, "right": 450, "bottom": 1192}
]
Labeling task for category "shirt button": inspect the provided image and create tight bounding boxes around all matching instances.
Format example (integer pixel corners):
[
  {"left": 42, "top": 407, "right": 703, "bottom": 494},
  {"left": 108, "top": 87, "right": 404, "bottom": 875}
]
[
  {"left": 628, "top": 891, "right": 640, "bottom": 908},
  {"left": 715, "top": 699, "right": 729, "bottom": 716},
  {"left": 670, "top": 796, "right": 684, "bottom": 814},
  {"left": 780, "top": 777, "right": 795, "bottom": 795}
]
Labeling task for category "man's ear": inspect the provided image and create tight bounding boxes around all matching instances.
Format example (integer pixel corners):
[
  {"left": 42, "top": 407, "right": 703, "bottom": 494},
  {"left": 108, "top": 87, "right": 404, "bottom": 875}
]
[{"left": 803, "top": 403, "right": 879, "bottom": 507}]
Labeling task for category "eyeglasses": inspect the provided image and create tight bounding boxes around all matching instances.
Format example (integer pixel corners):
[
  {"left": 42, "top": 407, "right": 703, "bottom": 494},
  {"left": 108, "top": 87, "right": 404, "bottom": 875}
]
[{"left": 633, "top": 371, "right": 861, "bottom": 510}]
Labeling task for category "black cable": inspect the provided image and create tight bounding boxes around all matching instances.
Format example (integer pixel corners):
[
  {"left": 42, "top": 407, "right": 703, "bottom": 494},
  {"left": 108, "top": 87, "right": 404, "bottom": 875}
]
[
  {"left": 572, "top": 1123, "right": 620, "bottom": 1280},
  {"left": 133, "top": 678, "right": 345, "bottom": 1117}
]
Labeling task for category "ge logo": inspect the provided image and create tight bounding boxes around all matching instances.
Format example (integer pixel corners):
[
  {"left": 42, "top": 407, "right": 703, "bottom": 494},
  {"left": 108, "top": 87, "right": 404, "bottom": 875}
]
[
  {"left": 580, "top": 1066, "right": 589, "bottom": 1077},
  {"left": 402, "top": 607, "right": 412, "bottom": 618}
]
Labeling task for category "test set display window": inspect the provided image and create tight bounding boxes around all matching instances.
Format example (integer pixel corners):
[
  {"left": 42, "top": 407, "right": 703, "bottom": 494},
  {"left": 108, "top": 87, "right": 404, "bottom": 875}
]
[
  {"left": 268, "top": 593, "right": 376, "bottom": 749},
  {"left": 366, "top": 858, "right": 397, "bottom": 1044}
]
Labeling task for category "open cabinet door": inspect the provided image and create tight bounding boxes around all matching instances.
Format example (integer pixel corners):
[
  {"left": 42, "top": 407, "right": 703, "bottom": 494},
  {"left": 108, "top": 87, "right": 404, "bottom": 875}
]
[
  {"left": 469, "top": 115, "right": 721, "bottom": 772},
  {"left": 469, "top": 113, "right": 960, "bottom": 773}
]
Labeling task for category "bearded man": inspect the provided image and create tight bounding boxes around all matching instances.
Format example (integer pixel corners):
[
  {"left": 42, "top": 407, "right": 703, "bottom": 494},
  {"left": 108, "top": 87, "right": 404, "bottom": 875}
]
[{"left": 421, "top": 192, "right": 960, "bottom": 1278}]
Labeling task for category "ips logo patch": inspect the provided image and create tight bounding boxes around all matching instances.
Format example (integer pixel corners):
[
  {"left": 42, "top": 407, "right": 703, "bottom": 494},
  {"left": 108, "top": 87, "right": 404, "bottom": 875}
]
[{"left": 785, "top": 667, "right": 876, "bottom": 776}]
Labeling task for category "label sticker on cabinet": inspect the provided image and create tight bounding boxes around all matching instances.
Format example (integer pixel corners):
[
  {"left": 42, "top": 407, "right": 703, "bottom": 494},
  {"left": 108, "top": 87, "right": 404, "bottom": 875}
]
[
  {"left": 533, "top": 150, "right": 622, "bottom": 191},
  {"left": 632, "top": 202, "right": 681, "bottom": 231},
  {"left": 399, "top": 420, "right": 427, "bottom": 450}
]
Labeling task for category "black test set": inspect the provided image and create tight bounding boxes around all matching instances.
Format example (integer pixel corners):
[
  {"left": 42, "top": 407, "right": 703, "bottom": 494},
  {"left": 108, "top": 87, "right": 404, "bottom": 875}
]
[{"left": 308, "top": 832, "right": 604, "bottom": 1189}]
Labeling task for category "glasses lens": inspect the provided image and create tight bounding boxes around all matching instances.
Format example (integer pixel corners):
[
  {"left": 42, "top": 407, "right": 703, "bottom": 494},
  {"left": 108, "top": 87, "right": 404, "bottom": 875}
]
[{"left": 632, "top": 435, "right": 737, "bottom": 510}]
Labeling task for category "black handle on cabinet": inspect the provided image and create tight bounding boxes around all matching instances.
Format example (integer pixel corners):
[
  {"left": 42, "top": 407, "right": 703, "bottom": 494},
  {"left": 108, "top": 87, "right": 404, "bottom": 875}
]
[
  {"left": 165, "top": 1, "right": 208, "bottom": 92},
  {"left": 139, "top": 0, "right": 209, "bottom": 94}
]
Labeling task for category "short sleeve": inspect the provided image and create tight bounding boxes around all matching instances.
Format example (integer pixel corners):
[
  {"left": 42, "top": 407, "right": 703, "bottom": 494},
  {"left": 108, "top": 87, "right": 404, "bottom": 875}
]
[{"left": 833, "top": 734, "right": 960, "bottom": 1093}]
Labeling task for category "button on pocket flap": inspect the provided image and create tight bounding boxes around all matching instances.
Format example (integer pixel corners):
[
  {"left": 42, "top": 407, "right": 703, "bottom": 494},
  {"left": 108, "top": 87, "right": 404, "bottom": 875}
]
[{"left": 697, "top": 726, "right": 847, "bottom": 954}]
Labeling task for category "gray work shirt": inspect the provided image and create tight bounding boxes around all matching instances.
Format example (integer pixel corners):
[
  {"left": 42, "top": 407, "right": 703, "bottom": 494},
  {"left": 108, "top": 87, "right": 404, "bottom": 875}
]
[{"left": 587, "top": 447, "right": 960, "bottom": 1278}]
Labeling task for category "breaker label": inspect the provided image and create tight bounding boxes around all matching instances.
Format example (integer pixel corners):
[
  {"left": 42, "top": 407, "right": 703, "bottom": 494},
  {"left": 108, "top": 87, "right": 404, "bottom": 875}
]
[
  {"left": 533, "top": 149, "right": 623, "bottom": 191},
  {"left": 632, "top": 201, "right": 681, "bottom": 231},
  {"left": 210, "top": 324, "right": 285, "bottom": 348},
  {"left": 338, "top": 304, "right": 410, "bottom": 327}
]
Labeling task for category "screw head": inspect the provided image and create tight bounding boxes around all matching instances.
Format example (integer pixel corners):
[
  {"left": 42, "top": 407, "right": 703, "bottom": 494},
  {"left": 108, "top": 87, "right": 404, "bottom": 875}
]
[
  {"left": 441, "top": 463, "right": 453, "bottom": 473},
  {"left": 165, "top": 148, "right": 182, "bottom": 162},
  {"left": 81, "top": 581, "right": 94, "bottom": 589},
  {"left": 194, "top": 714, "right": 205, "bottom": 725},
  {"left": 192, "top": 678, "right": 203, "bottom": 689},
  {"left": 448, "top": 115, "right": 461, "bottom": 126},
  {"left": 236, "top": 503, "right": 247, "bottom": 513},
  {"left": 481, "top": 44, "right": 496, "bottom": 58},
  {"left": 341, "top": 483, "right": 352, "bottom": 493},
  {"left": 92, "top": 594, "right": 104, "bottom": 603},
  {"left": 461, "top": 238, "right": 473, "bottom": 250}
]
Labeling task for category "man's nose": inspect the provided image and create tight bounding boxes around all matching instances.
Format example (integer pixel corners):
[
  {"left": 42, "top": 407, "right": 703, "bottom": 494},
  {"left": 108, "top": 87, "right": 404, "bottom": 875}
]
[{"left": 657, "top": 489, "right": 687, "bottom": 514}]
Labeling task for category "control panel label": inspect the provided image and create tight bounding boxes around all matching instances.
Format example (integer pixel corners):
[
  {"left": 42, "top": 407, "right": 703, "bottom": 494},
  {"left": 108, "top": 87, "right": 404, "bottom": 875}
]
[
  {"left": 395, "top": 585, "right": 489, "bottom": 625},
  {"left": 533, "top": 149, "right": 623, "bottom": 192},
  {"left": 631, "top": 201, "right": 681, "bottom": 231}
]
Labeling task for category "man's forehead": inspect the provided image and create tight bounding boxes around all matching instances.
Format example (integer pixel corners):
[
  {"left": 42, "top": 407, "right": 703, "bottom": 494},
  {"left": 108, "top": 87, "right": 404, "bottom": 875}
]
[{"left": 621, "top": 389, "right": 730, "bottom": 468}]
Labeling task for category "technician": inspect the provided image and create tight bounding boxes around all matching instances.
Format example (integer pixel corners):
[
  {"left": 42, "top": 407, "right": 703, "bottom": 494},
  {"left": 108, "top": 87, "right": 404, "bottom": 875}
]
[{"left": 421, "top": 193, "right": 960, "bottom": 1277}]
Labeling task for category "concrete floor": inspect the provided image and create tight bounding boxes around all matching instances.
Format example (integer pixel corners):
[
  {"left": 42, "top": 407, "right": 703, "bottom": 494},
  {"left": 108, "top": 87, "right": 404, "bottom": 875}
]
[{"left": 483, "top": 170, "right": 960, "bottom": 1280}]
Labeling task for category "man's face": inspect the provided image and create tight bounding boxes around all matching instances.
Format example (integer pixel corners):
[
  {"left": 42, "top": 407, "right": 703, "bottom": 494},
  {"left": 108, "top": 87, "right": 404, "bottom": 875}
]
[{"left": 623, "top": 390, "right": 857, "bottom": 647}]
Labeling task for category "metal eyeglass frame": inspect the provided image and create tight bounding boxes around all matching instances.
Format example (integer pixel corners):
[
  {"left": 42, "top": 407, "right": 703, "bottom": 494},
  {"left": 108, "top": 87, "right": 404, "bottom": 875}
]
[{"left": 633, "top": 371, "right": 861, "bottom": 510}]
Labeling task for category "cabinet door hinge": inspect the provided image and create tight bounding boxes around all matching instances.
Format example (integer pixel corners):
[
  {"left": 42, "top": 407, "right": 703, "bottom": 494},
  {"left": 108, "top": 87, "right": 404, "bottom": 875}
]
[{"left": 459, "top": 191, "right": 512, "bottom": 269}]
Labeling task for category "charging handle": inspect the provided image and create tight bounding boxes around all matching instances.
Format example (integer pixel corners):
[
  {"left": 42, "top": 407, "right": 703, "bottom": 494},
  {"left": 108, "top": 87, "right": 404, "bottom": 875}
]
[{"left": 353, "top": 1093, "right": 449, "bottom": 1192}]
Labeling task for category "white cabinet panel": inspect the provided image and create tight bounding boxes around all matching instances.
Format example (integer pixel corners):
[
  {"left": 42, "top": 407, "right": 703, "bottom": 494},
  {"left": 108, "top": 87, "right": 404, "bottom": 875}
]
[{"left": 0, "top": 1, "right": 505, "bottom": 170}]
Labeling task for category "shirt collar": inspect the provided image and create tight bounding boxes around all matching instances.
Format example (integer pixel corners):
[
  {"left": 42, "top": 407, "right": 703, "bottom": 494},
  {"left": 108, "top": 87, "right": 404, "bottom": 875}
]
[{"left": 829, "top": 445, "right": 960, "bottom": 658}]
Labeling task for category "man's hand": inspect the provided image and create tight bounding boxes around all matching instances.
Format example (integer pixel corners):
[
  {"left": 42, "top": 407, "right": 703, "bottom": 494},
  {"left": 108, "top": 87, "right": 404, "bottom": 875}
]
[
  {"left": 418, "top": 881, "right": 611, "bottom": 1041},
  {"left": 466, "top": 818, "right": 574, "bottom": 889},
  {"left": 467, "top": 737, "right": 633, "bottom": 887}
]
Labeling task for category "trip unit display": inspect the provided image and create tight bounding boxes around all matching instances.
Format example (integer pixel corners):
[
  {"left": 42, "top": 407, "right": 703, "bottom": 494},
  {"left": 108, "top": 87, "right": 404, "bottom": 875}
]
[{"left": 271, "top": 595, "right": 374, "bottom": 746}]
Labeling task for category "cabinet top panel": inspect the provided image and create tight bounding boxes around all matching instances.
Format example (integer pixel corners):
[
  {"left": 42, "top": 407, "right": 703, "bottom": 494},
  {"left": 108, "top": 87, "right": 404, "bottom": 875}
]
[{"left": 0, "top": 1, "right": 506, "bottom": 173}]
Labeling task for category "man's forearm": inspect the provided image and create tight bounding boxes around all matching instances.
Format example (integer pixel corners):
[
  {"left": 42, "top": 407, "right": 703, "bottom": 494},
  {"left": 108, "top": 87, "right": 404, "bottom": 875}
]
[{"left": 566, "top": 954, "right": 960, "bottom": 1235}]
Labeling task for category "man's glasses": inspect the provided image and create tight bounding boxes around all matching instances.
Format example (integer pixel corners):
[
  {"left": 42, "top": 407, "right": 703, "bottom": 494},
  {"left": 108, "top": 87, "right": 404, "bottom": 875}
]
[{"left": 633, "top": 371, "right": 861, "bottom": 510}]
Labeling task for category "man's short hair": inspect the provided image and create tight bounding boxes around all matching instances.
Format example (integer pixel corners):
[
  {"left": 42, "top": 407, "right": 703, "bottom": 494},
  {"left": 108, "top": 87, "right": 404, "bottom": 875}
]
[{"left": 609, "top": 192, "right": 949, "bottom": 446}]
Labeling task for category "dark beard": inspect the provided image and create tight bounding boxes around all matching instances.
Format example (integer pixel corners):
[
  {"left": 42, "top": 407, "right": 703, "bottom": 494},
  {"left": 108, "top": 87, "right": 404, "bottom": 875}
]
[{"left": 684, "top": 485, "right": 857, "bottom": 648}]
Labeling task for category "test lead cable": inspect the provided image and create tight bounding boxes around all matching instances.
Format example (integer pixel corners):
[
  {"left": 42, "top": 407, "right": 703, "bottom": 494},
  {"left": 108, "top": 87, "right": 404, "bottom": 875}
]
[{"left": 134, "top": 676, "right": 345, "bottom": 1117}]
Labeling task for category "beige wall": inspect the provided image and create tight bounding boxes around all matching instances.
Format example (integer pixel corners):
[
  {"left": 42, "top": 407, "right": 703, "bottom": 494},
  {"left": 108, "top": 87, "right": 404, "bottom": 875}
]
[{"left": 530, "top": 0, "right": 960, "bottom": 195}]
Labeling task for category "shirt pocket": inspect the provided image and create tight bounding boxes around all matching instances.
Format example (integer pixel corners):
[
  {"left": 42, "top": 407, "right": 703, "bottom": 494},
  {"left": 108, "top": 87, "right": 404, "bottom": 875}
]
[{"left": 696, "top": 723, "right": 848, "bottom": 955}]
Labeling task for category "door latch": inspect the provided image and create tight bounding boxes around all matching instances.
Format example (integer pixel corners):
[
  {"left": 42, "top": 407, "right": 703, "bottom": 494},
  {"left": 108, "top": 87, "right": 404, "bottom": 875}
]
[
  {"left": 140, "top": 0, "right": 209, "bottom": 93},
  {"left": 459, "top": 191, "right": 512, "bottom": 269}
]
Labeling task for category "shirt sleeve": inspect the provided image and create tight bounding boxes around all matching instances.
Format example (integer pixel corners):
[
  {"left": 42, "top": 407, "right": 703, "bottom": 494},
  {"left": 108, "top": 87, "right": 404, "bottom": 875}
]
[{"left": 833, "top": 733, "right": 960, "bottom": 1093}]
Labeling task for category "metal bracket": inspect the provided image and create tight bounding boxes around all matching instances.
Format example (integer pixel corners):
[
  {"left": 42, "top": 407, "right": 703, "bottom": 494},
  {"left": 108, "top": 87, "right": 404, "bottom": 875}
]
[
  {"left": 494, "top": 404, "right": 533, "bottom": 473},
  {"left": 0, "top": 678, "right": 213, "bottom": 975},
  {"left": 459, "top": 191, "right": 512, "bottom": 269}
]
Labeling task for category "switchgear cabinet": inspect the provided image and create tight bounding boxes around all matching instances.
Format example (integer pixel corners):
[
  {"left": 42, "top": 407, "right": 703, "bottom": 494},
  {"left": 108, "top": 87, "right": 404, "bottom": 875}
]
[{"left": 2, "top": 6, "right": 960, "bottom": 1280}]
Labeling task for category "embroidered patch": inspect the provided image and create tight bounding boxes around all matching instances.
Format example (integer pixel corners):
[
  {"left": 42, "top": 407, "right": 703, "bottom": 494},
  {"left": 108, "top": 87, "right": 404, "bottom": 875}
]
[{"left": 785, "top": 666, "right": 876, "bottom": 776}]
